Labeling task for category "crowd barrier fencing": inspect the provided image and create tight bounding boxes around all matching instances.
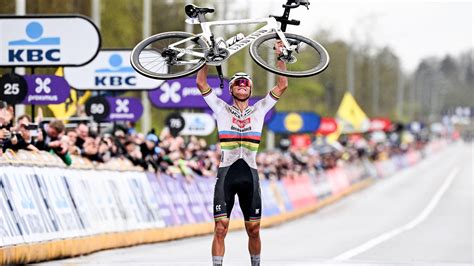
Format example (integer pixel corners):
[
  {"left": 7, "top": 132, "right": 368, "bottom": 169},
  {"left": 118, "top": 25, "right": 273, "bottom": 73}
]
[{"left": 0, "top": 141, "right": 447, "bottom": 264}]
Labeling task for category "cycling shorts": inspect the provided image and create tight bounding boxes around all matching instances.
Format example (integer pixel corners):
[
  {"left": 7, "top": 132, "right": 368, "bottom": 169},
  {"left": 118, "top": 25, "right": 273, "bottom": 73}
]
[{"left": 213, "top": 159, "right": 261, "bottom": 222}]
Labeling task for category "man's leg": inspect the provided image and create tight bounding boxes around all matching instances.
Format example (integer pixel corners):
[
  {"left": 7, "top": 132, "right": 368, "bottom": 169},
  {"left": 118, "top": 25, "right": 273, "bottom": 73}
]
[
  {"left": 245, "top": 221, "right": 261, "bottom": 266},
  {"left": 212, "top": 218, "right": 230, "bottom": 266}
]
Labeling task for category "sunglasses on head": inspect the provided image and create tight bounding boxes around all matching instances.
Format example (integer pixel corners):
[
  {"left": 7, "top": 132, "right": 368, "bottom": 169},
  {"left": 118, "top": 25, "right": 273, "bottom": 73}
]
[{"left": 233, "top": 78, "right": 251, "bottom": 87}]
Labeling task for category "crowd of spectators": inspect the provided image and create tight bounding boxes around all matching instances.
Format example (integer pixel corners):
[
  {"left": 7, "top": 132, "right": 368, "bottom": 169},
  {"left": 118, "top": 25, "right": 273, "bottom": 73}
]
[{"left": 1, "top": 100, "right": 434, "bottom": 180}]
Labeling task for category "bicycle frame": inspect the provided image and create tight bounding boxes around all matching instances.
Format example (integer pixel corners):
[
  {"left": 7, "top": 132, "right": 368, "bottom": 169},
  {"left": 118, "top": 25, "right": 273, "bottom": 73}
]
[{"left": 168, "top": 17, "right": 291, "bottom": 64}]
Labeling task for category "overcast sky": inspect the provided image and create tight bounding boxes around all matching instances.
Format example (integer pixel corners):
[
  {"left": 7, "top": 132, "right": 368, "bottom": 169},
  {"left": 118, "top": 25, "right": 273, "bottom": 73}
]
[{"left": 230, "top": 0, "right": 472, "bottom": 72}]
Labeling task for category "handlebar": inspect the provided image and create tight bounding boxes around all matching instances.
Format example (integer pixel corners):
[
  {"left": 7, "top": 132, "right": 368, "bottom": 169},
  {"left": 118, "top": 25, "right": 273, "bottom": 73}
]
[
  {"left": 282, "top": 0, "right": 310, "bottom": 9},
  {"left": 270, "top": 0, "right": 310, "bottom": 32}
]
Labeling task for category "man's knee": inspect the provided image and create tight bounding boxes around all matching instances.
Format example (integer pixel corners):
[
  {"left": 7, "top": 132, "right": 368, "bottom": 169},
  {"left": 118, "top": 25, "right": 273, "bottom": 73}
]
[
  {"left": 246, "top": 222, "right": 260, "bottom": 239},
  {"left": 214, "top": 220, "right": 229, "bottom": 239}
]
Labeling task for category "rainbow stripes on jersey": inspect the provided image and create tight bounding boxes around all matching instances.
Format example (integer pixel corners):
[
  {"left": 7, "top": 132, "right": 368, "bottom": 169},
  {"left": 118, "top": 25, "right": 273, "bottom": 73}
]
[{"left": 219, "top": 131, "right": 261, "bottom": 152}]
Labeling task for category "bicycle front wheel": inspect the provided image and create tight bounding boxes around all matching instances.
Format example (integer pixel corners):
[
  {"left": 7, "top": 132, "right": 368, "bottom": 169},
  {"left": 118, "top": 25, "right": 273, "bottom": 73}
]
[
  {"left": 130, "top": 31, "right": 209, "bottom": 80},
  {"left": 249, "top": 32, "right": 330, "bottom": 77}
]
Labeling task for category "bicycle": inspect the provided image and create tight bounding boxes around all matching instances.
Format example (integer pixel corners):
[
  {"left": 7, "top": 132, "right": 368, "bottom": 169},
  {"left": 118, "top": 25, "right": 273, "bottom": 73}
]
[{"left": 130, "top": 0, "right": 329, "bottom": 80}]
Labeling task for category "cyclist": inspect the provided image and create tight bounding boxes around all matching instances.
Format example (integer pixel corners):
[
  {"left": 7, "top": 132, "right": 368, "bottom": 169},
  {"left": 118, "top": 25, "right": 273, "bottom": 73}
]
[{"left": 196, "top": 41, "right": 287, "bottom": 266}]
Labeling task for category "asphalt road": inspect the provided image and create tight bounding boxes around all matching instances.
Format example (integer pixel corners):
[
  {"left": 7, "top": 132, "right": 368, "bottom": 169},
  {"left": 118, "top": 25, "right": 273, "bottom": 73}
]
[{"left": 36, "top": 142, "right": 473, "bottom": 266}]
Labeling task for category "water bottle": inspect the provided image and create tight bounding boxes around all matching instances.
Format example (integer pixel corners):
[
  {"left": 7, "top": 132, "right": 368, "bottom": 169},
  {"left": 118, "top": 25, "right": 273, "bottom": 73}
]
[{"left": 226, "top": 33, "right": 245, "bottom": 47}]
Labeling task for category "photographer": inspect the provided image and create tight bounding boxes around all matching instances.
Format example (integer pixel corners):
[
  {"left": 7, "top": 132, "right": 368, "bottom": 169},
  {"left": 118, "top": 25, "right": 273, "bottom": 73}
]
[
  {"left": 35, "top": 119, "right": 72, "bottom": 166},
  {"left": 0, "top": 101, "right": 14, "bottom": 156},
  {"left": 1, "top": 114, "right": 39, "bottom": 152}
]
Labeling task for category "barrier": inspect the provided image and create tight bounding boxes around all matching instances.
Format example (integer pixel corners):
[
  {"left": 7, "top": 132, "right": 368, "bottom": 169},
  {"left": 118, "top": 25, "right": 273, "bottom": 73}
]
[{"left": 0, "top": 143, "right": 445, "bottom": 264}]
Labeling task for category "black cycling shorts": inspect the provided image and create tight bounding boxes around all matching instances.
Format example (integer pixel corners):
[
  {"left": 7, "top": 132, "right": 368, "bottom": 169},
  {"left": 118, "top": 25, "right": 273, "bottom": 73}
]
[{"left": 213, "top": 159, "right": 261, "bottom": 222}]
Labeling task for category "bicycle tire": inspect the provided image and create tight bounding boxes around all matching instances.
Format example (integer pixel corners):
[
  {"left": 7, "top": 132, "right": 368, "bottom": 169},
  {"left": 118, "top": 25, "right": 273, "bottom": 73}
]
[
  {"left": 130, "top": 31, "right": 209, "bottom": 80},
  {"left": 249, "top": 32, "right": 330, "bottom": 78}
]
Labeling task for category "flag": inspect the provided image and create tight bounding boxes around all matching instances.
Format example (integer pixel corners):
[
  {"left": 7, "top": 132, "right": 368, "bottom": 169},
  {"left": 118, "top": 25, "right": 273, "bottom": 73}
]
[
  {"left": 48, "top": 67, "right": 91, "bottom": 120},
  {"left": 336, "top": 92, "right": 370, "bottom": 134}
]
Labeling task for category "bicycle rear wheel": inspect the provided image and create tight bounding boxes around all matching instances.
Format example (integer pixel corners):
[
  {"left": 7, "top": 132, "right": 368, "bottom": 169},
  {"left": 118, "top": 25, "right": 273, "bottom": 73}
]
[
  {"left": 130, "top": 31, "right": 209, "bottom": 80},
  {"left": 249, "top": 32, "right": 329, "bottom": 77}
]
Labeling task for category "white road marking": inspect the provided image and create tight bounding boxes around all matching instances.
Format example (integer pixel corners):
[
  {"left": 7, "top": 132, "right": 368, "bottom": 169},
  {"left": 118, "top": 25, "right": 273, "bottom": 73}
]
[{"left": 330, "top": 167, "right": 460, "bottom": 262}]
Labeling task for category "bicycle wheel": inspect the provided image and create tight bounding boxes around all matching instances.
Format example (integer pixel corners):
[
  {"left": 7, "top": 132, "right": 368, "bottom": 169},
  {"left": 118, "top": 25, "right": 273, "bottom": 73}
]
[
  {"left": 249, "top": 32, "right": 330, "bottom": 77},
  {"left": 130, "top": 31, "right": 209, "bottom": 80}
]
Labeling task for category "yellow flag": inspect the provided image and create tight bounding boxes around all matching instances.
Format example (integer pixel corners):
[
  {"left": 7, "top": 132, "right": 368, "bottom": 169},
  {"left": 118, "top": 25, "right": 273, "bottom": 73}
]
[
  {"left": 48, "top": 67, "right": 91, "bottom": 120},
  {"left": 336, "top": 92, "right": 370, "bottom": 134}
]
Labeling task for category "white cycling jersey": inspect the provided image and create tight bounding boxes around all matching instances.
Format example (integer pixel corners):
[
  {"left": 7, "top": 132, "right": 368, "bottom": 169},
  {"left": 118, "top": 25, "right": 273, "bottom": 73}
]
[{"left": 203, "top": 89, "right": 279, "bottom": 169}]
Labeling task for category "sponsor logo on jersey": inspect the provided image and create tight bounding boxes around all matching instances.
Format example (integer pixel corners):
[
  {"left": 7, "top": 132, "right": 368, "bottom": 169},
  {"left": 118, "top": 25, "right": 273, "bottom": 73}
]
[
  {"left": 232, "top": 117, "right": 251, "bottom": 128},
  {"left": 230, "top": 126, "right": 252, "bottom": 132}
]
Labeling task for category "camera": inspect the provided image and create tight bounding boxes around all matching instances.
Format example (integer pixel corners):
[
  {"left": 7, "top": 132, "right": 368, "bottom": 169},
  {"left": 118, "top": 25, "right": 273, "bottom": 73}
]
[{"left": 26, "top": 123, "right": 39, "bottom": 137}]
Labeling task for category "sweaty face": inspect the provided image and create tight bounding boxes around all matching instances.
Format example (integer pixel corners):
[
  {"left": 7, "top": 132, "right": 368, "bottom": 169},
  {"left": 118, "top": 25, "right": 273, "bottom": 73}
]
[{"left": 231, "top": 78, "right": 252, "bottom": 101}]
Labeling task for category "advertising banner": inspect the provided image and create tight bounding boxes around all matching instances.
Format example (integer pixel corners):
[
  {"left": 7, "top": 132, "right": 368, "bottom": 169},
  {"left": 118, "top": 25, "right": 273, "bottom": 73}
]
[
  {"left": 326, "top": 168, "right": 351, "bottom": 196},
  {"left": 149, "top": 76, "right": 231, "bottom": 108},
  {"left": 310, "top": 173, "right": 333, "bottom": 200},
  {"left": 194, "top": 175, "right": 215, "bottom": 218},
  {"left": 33, "top": 167, "right": 84, "bottom": 238},
  {"left": 106, "top": 97, "right": 143, "bottom": 122},
  {"left": 64, "top": 50, "right": 164, "bottom": 90},
  {"left": 268, "top": 112, "right": 321, "bottom": 133},
  {"left": 282, "top": 174, "right": 317, "bottom": 209},
  {"left": 0, "top": 179, "right": 24, "bottom": 246},
  {"left": 260, "top": 179, "right": 280, "bottom": 217},
  {"left": 103, "top": 173, "right": 148, "bottom": 231},
  {"left": 316, "top": 117, "right": 338, "bottom": 135},
  {"left": 180, "top": 112, "right": 216, "bottom": 136},
  {"left": 22, "top": 75, "right": 70, "bottom": 105},
  {"left": 146, "top": 172, "right": 180, "bottom": 226},
  {"left": 64, "top": 169, "right": 107, "bottom": 235},
  {"left": 178, "top": 175, "right": 211, "bottom": 223},
  {"left": 1, "top": 166, "right": 58, "bottom": 242},
  {"left": 124, "top": 172, "right": 165, "bottom": 228},
  {"left": 369, "top": 118, "right": 392, "bottom": 132},
  {"left": 162, "top": 175, "right": 196, "bottom": 224},
  {"left": 0, "top": 16, "right": 100, "bottom": 66},
  {"left": 275, "top": 180, "right": 293, "bottom": 212},
  {"left": 87, "top": 172, "right": 127, "bottom": 233},
  {"left": 289, "top": 134, "right": 312, "bottom": 150}
]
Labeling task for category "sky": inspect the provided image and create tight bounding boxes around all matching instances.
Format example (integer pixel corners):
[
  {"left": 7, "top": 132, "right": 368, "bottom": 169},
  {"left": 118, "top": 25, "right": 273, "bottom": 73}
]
[{"left": 229, "top": 0, "right": 473, "bottom": 72}]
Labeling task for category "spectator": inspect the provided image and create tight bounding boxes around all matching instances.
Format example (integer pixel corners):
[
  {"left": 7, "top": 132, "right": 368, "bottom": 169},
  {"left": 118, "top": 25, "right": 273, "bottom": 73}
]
[
  {"left": 124, "top": 140, "right": 147, "bottom": 169},
  {"left": 2, "top": 114, "right": 39, "bottom": 152},
  {"left": 35, "top": 119, "right": 72, "bottom": 166},
  {"left": 0, "top": 101, "right": 13, "bottom": 156},
  {"left": 75, "top": 122, "right": 89, "bottom": 150}
]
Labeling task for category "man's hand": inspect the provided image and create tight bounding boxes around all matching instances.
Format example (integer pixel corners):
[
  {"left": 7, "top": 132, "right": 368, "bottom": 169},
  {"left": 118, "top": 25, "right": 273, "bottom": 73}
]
[
  {"left": 271, "top": 40, "right": 288, "bottom": 98},
  {"left": 275, "top": 40, "right": 285, "bottom": 57},
  {"left": 48, "top": 140, "right": 61, "bottom": 149}
]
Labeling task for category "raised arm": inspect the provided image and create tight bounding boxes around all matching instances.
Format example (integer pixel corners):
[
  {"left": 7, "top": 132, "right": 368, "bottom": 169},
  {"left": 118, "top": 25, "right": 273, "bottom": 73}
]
[
  {"left": 270, "top": 41, "right": 289, "bottom": 98},
  {"left": 196, "top": 64, "right": 226, "bottom": 114},
  {"left": 196, "top": 64, "right": 211, "bottom": 94}
]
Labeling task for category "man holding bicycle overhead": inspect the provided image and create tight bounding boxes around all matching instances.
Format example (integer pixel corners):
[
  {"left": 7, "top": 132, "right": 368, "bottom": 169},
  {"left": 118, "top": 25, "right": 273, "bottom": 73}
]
[{"left": 196, "top": 41, "right": 287, "bottom": 266}]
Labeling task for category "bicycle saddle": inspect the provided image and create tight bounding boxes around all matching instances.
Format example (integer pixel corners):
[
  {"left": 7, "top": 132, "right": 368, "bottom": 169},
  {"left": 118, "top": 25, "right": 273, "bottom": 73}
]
[{"left": 185, "top": 4, "right": 214, "bottom": 18}]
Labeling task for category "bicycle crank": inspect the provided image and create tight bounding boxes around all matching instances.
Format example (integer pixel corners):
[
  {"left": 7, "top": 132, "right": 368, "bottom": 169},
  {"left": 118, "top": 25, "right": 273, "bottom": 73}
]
[{"left": 204, "top": 48, "right": 230, "bottom": 66}]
